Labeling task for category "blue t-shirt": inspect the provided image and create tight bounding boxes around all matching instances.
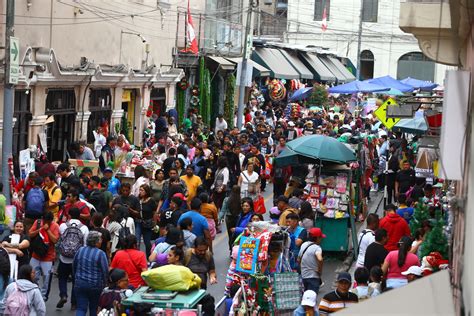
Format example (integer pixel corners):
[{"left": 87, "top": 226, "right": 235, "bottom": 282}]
[
  {"left": 397, "top": 207, "right": 414, "bottom": 223},
  {"left": 107, "top": 177, "right": 121, "bottom": 196},
  {"left": 178, "top": 211, "right": 209, "bottom": 238}
]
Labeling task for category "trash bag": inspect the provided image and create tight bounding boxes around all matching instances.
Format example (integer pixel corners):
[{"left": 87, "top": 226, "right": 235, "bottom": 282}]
[{"left": 141, "top": 265, "right": 202, "bottom": 291}]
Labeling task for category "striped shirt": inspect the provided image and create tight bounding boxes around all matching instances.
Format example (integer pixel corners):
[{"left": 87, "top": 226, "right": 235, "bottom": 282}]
[
  {"left": 318, "top": 290, "right": 359, "bottom": 315},
  {"left": 73, "top": 246, "right": 109, "bottom": 289}
]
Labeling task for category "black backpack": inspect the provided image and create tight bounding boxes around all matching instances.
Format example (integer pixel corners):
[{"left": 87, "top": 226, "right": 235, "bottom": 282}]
[
  {"left": 30, "top": 220, "right": 49, "bottom": 258},
  {"left": 117, "top": 221, "right": 131, "bottom": 249},
  {"left": 88, "top": 189, "right": 107, "bottom": 215}
]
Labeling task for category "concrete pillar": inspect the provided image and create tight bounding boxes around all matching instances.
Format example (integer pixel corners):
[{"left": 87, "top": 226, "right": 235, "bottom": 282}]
[
  {"left": 134, "top": 85, "right": 151, "bottom": 147},
  {"left": 28, "top": 86, "right": 48, "bottom": 146},
  {"left": 110, "top": 87, "right": 124, "bottom": 136},
  {"left": 75, "top": 85, "right": 91, "bottom": 142}
]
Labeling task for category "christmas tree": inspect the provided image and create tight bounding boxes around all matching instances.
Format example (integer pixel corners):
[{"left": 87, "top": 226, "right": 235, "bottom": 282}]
[
  {"left": 308, "top": 84, "right": 328, "bottom": 109},
  {"left": 409, "top": 201, "right": 431, "bottom": 235},
  {"left": 420, "top": 209, "right": 448, "bottom": 259}
]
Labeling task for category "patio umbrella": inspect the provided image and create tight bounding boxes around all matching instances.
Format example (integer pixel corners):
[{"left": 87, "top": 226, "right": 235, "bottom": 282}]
[
  {"left": 286, "top": 135, "right": 357, "bottom": 164},
  {"left": 400, "top": 77, "right": 438, "bottom": 91},
  {"left": 367, "top": 75, "right": 414, "bottom": 93},
  {"left": 274, "top": 148, "right": 321, "bottom": 167},
  {"left": 392, "top": 117, "right": 428, "bottom": 135},
  {"left": 328, "top": 80, "right": 390, "bottom": 94},
  {"left": 289, "top": 87, "right": 313, "bottom": 101},
  {"left": 379, "top": 88, "right": 404, "bottom": 96}
]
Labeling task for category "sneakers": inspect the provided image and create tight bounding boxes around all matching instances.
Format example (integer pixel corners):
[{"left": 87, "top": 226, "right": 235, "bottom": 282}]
[{"left": 56, "top": 297, "right": 67, "bottom": 309}]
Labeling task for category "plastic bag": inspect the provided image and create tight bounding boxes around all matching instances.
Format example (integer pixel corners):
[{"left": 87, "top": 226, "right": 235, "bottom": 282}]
[
  {"left": 253, "top": 195, "right": 266, "bottom": 215},
  {"left": 141, "top": 265, "right": 202, "bottom": 291}
]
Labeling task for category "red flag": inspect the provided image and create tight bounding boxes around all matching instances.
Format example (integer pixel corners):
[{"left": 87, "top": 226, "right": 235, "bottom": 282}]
[
  {"left": 184, "top": 0, "right": 199, "bottom": 54},
  {"left": 321, "top": 7, "right": 328, "bottom": 32}
]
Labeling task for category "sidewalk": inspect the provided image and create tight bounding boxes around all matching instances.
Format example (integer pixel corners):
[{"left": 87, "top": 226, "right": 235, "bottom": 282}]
[{"left": 346, "top": 191, "right": 384, "bottom": 277}]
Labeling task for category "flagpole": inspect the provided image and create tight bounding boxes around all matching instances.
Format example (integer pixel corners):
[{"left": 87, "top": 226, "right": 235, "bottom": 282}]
[{"left": 184, "top": 0, "right": 189, "bottom": 49}]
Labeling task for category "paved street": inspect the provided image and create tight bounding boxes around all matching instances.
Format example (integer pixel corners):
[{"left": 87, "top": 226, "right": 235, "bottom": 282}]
[{"left": 44, "top": 184, "right": 381, "bottom": 314}]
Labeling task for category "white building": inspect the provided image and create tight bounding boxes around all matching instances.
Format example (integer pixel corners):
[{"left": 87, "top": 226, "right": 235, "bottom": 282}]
[{"left": 285, "top": 0, "right": 452, "bottom": 83}]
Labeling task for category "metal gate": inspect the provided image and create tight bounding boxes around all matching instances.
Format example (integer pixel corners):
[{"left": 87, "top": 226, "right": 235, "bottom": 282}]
[
  {"left": 13, "top": 90, "right": 32, "bottom": 177},
  {"left": 45, "top": 89, "right": 76, "bottom": 162}
]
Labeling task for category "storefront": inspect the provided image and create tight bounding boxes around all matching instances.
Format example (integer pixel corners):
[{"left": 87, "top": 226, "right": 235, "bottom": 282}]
[
  {"left": 13, "top": 90, "right": 32, "bottom": 177},
  {"left": 45, "top": 89, "right": 76, "bottom": 162},
  {"left": 150, "top": 88, "right": 166, "bottom": 117},
  {"left": 121, "top": 89, "right": 137, "bottom": 143},
  {"left": 87, "top": 88, "right": 112, "bottom": 143}
]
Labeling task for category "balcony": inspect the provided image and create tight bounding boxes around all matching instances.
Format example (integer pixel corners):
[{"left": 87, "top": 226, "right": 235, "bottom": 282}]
[{"left": 399, "top": 1, "right": 458, "bottom": 65}]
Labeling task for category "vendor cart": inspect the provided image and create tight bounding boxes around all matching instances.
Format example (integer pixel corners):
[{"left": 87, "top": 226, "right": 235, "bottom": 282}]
[
  {"left": 122, "top": 287, "right": 206, "bottom": 315},
  {"left": 307, "top": 164, "right": 358, "bottom": 253}
]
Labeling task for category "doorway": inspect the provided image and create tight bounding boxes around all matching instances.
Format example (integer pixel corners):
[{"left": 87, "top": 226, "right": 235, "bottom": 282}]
[
  {"left": 88, "top": 89, "right": 112, "bottom": 143},
  {"left": 13, "top": 90, "right": 32, "bottom": 178},
  {"left": 45, "top": 89, "right": 76, "bottom": 162},
  {"left": 360, "top": 50, "right": 374, "bottom": 80},
  {"left": 121, "top": 89, "right": 136, "bottom": 143}
]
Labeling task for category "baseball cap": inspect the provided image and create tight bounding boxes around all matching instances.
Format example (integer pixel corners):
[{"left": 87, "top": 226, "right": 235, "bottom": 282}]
[
  {"left": 401, "top": 265, "right": 423, "bottom": 276},
  {"left": 301, "top": 290, "right": 317, "bottom": 307},
  {"left": 103, "top": 167, "right": 113, "bottom": 173},
  {"left": 308, "top": 228, "right": 326, "bottom": 238},
  {"left": 337, "top": 272, "right": 352, "bottom": 283}
]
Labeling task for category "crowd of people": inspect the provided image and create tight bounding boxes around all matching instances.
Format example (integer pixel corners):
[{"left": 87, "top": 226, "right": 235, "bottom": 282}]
[{"left": 0, "top": 91, "right": 443, "bottom": 315}]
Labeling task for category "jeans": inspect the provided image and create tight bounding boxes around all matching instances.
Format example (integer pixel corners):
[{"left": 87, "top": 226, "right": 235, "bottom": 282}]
[
  {"left": 303, "top": 278, "right": 322, "bottom": 294},
  {"left": 74, "top": 286, "right": 102, "bottom": 316},
  {"left": 30, "top": 257, "right": 53, "bottom": 300},
  {"left": 136, "top": 222, "right": 153, "bottom": 258},
  {"left": 58, "top": 260, "right": 76, "bottom": 304}
]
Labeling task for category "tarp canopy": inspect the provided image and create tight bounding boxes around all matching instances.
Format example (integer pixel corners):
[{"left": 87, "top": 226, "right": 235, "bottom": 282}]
[
  {"left": 328, "top": 80, "right": 390, "bottom": 94},
  {"left": 392, "top": 117, "right": 428, "bottom": 134},
  {"left": 367, "top": 75, "right": 414, "bottom": 92},
  {"left": 401, "top": 77, "right": 438, "bottom": 91},
  {"left": 337, "top": 270, "right": 455, "bottom": 316}
]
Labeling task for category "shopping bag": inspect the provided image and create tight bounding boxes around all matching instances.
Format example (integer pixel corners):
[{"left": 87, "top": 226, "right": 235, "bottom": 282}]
[{"left": 253, "top": 195, "right": 266, "bottom": 215}]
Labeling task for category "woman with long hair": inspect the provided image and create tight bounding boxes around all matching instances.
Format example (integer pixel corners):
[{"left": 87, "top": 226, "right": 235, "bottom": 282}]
[
  {"left": 98, "top": 268, "right": 132, "bottom": 311},
  {"left": 131, "top": 165, "right": 149, "bottom": 197},
  {"left": 150, "top": 169, "right": 165, "bottom": 204},
  {"left": 138, "top": 184, "right": 157, "bottom": 258},
  {"left": 211, "top": 156, "right": 229, "bottom": 210},
  {"left": 382, "top": 235, "right": 420, "bottom": 289},
  {"left": 230, "top": 198, "right": 255, "bottom": 244},
  {"left": 106, "top": 205, "right": 136, "bottom": 256},
  {"left": 299, "top": 201, "right": 315, "bottom": 230},
  {"left": 111, "top": 235, "right": 147, "bottom": 289},
  {"left": 219, "top": 185, "right": 242, "bottom": 252},
  {"left": 238, "top": 162, "right": 260, "bottom": 200}
]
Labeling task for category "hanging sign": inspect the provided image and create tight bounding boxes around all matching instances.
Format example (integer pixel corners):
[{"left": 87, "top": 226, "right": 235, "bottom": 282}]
[
  {"left": 374, "top": 97, "right": 401, "bottom": 130},
  {"left": 236, "top": 236, "right": 260, "bottom": 274}
]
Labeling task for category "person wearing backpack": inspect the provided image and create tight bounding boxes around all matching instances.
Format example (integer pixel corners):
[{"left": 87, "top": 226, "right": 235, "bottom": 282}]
[
  {"left": 42, "top": 174, "right": 62, "bottom": 221},
  {"left": 59, "top": 189, "right": 91, "bottom": 225},
  {"left": 3, "top": 264, "right": 46, "bottom": 316},
  {"left": 24, "top": 177, "right": 48, "bottom": 233},
  {"left": 56, "top": 207, "right": 89, "bottom": 310},
  {"left": 28, "top": 211, "right": 59, "bottom": 302},
  {"left": 106, "top": 205, "right": 135, "bottom": 257}
]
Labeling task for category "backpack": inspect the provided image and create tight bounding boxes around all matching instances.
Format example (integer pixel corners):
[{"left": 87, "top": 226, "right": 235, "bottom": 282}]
[
  {"left": 59, "top": 222, "right": 84, "bottom": 258},
  {"left": 88, "top": 190, "right": 106, "bottom": 215},
  {"left": 117, "top": 220, "right": 132, "bottom": 249},
  {"left": 25, "top": 187, "right": 45, "bottom": 215},
  {"left": 4, "top": 283, "right": 30, "bottom": 316}
]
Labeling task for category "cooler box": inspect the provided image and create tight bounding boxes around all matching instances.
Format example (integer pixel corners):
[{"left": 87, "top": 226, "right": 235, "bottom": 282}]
[{"left": 122, "top": 287, "right": 206, "bottom": 309}]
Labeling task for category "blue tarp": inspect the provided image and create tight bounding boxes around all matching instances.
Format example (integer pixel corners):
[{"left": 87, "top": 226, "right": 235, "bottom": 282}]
[
  {"left": 328, "top": 80, "right": 390, "bottom": 94},
  {"left": 367, "top": 75, "right": 414, "bottom": 93},
  {"left": 400, "top": 77, "right": 438, "bottom": 91}
]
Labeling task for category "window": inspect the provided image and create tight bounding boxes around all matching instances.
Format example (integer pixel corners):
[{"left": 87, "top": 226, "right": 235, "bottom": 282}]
[
  {"left": 314, "top": 0, "right": 330, "bottom": 21},
  {"left": 397, "top": 52, "right": 435, "bottom": 81},
  {"left": 362, "top": 0, "right": 378, "bottom": 22}
]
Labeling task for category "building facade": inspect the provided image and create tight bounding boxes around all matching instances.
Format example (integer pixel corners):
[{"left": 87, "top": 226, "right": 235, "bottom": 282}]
[
  {"left": 0, "top": 0, "right": 194, "bottom": 162},
  {"left": 285, "top": 0, "right": 452, "bottom": 82}
]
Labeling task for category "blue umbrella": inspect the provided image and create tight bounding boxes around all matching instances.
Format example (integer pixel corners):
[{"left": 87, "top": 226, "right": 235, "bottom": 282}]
[
  {"left": 392, "top": 117, "right": 428, "bottom": 134},
  {"left": 328, "top": 80, "right": 390, "bottom": 94},
  {"left": 289, "top": 87, "right": 313, "bottom": 101},
  {"left": 380, "top": 88, "right": 404, "bottom": 96},
  {"left": 367, "top": 75, "right": 414, "bottom": 93},
  {"left": 400, "top": 77, "right": 438, "bottom": 91}
]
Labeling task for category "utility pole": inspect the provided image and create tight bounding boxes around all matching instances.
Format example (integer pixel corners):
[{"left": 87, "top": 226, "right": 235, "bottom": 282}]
[
  {"left": 356, "top": 0, "right": 364, "bottom": 80},
  {"left": 2, "top": 0, "right": 15, "bottom": 204},
  {"left": 237, "top": 0, "right": 256, "bottom": 130}
]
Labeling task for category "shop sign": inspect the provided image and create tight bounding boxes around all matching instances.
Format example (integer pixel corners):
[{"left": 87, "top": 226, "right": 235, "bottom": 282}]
[{"left": 122, "top": 90, "right": 132, "bottom": 102}]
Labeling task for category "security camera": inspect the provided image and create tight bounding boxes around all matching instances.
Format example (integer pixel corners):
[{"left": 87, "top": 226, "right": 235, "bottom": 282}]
[{"left": 139, "top": 35, "right": 147, "bottom": 43}]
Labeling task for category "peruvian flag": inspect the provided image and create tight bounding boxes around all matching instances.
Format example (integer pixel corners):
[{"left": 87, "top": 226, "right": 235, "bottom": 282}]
[
  {"left": 321, "top": 7, "right": 328, "bottom": 32},
  {"left": 184, "top": 0, "right": 199, "bottom": 54}
]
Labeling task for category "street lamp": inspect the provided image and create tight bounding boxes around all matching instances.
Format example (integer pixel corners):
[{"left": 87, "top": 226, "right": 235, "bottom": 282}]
[{"left": 119, "top": 30, "right": 147, "bottom": 64}]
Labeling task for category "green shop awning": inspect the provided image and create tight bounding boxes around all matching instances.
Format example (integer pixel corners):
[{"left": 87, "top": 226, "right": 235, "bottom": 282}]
[
  {"left": 225, "top": 57, "right": 271, "bottom": 77},
  {"left": 300, "top": 52, "right": 337, "bottom": 82},
  {"left": 252, "top": 47, "right": 300, "bottom": 79},
  {"left": 277, "top": 49, "right": 314, "bottom": 80},
  {"left": 207, "top": 56, "right": 236, "bottom": 71},
  {"left": 319, "top": 56, "right": 355, "bottom": 83}
]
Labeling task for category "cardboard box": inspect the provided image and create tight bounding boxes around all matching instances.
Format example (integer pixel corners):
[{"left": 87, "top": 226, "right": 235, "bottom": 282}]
[{"left": 68, "top": 159, "right": 100, "bottom": 176}]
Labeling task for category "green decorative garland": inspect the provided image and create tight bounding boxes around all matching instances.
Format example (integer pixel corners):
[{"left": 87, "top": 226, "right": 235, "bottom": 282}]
[
  {"left": 224, "top": 74, "right": 236, "bottom": 128},
  {"left": 199, "top": 57, "right": 211, "bottom": 125},
  {"left": 176, "top": 87, "right": 186, "bottom": 131}
]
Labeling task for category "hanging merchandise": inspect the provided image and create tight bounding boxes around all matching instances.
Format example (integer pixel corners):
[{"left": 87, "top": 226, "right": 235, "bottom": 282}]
[
  {"left": 236, "top": 236, "right": 261, "bottom": 274},
  {"left": 146, "top": 101, "right": 153, "bottom": 118},
  {"left": 177, "top": 77, "right": 189, "bottom": 90},
  {"left": 199, "top": 57, "right": 211, "bottom": 125},
  {"left": 268, "top": 79, "right": 287, "bottom": 101},
  {"left": 224, "top": 74, "right": 236, "bottom": 128},
  {"left": 176, "top": 86, "right": 186, "bottom": 128},
  {"left": 284, "top": 103, "right": 302, "bottom": 120}
]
